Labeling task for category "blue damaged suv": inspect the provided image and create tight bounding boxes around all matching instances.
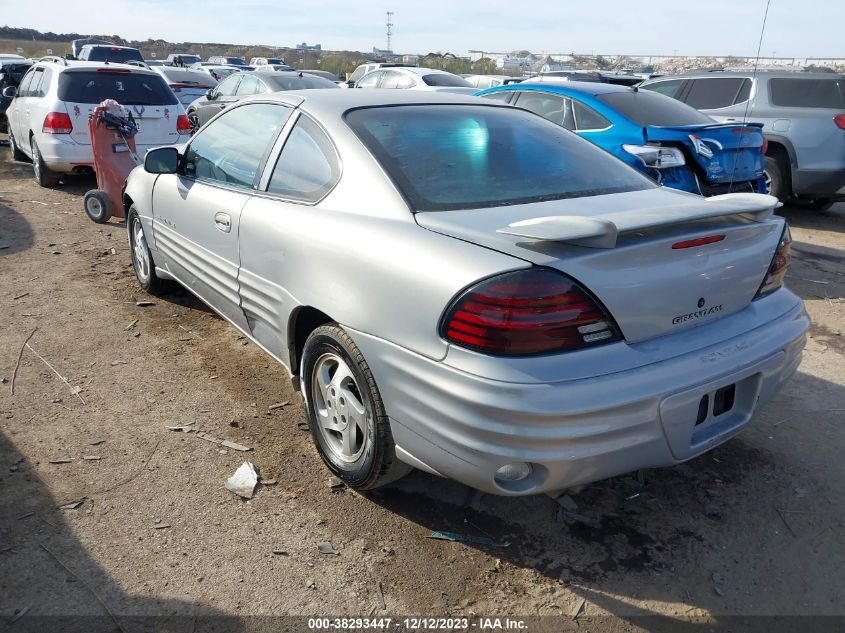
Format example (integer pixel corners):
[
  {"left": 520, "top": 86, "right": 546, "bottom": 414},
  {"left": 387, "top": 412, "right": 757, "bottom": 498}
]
[{"left": 478, "top": 81, "right": 767, "bottom": 197}]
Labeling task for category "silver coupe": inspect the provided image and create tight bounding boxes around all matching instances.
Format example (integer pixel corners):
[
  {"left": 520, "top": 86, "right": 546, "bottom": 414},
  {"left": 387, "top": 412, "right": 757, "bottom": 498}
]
[{"left": 124, "top": 90, "right": 808, "bottom": 495}]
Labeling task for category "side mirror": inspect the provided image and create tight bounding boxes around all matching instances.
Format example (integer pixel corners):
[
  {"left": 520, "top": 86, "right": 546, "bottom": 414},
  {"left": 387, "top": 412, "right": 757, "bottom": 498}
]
[
  {"left": 2, "top": 86, "right": 17, "bottom": 98},
  {"left": 205, "top": 89, "right": 215, "bottom": 99},
  {"left": 144, "top": 147, "right": 180, "bottom": 174}
]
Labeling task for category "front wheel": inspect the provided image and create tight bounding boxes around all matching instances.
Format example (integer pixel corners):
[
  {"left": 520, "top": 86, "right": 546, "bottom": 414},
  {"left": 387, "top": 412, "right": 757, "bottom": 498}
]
[
  {"left": 187, "top": 110, "right": 200, "bottom": 135},
  {"left": 128, "top": 207, "right": 163, "bottom": 294},
  {"left": 8, "top": 128, "right": 27, "bottom": 161},
  {"left": 84, "top": 189, "right": 112, "bottom": 223},
  {"left": 301, "top": 324, "right": 411, "bottom": 490}
]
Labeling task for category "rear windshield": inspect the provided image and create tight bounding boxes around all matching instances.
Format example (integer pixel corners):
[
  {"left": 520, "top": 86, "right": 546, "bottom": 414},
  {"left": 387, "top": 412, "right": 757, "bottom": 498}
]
[
  {"left": 262, "top": 75, "right": 340, "bottom": 90},
  {"left": 84, "top": 47, "right": 144, "bottom": 63},
  {"left": 346, "top": 105, "right": 654, "bottom": 212},
  {"left": 598, "top": 90, "right": 714, "bottom": 126},
  {"left": 224, "top": 58, "right": 247, "bottom": 66},
  {"left": 769, "top": 78, "right": 845, "bottom": 109},
  {"left": 422, "top": 73, "right": 472, "bottom": 87},
  {"left": 58, "top": 71, "right": 177, "bottom": 105}
]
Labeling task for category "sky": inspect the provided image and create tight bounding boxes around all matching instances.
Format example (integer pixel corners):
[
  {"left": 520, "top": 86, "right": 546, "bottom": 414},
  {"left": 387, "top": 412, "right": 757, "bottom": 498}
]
[{"left": 3, "top": 0, "right": 842, "bottom": 59}]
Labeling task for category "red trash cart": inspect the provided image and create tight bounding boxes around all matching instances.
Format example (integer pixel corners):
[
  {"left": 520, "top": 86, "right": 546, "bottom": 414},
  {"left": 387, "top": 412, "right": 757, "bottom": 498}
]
[{"left": 83, "top": 100, "right": 142, "bottom": 223}]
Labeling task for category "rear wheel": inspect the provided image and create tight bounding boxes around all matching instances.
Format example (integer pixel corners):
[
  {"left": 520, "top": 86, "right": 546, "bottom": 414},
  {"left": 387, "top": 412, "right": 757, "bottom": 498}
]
[
  {"left": 764, "top": 156, "right": 788, "bottom": 201},
  {"left": 301, "top": 324, "right": 411, "bottom": 490},
  {"left": 187, "top": 110, "right": 200, "bottom": 134},
  {"left": 84, "top": 190, "right": 112, "bottom": 223},
  {"left": 128, "top": 206, "right": 163, "bottom": 294},
  {"left": 31, "top": 139, "right": 60, "bottom": 187},
  {"left": 8, "top": 128, "right": 27, "bottom": 162}
]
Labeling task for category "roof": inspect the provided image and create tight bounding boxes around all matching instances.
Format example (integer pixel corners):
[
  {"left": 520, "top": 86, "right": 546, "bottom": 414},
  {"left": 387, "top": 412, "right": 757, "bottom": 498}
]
[
  {"left": 656, "top": 70, "right": 845, "bottom": 80},
  {"left": 508, "top": 80, "right": 633, "bottom": 96},
  {"left": 32, "top": 58, "right": 161, "bottom": 76}
]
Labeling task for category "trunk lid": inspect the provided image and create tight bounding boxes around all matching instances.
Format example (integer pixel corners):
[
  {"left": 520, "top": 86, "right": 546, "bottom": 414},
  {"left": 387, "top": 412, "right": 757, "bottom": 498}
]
[
  {"left": 646, "top": 122, "right": 765, "bottom": 184},
  {"left": 416, "top": 188, "right": 784, "bottom": 343}
]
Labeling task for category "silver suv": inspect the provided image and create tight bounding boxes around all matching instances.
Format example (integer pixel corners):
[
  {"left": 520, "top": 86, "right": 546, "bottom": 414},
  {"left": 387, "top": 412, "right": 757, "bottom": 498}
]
[{"left": 640, "top": 71, "right": 845, "bottom": 210}]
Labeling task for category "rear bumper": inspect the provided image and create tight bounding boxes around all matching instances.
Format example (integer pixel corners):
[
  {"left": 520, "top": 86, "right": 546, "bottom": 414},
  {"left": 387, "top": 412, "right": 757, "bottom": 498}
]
[
  {"left": 36, "top": 135, "right": 185, "bottom": 174},
  {"left": 347, "top": 291, "right": 808, "bottom": 495},
  {"left": 792, "top": 168, "right": 845, "bottom": 199}
]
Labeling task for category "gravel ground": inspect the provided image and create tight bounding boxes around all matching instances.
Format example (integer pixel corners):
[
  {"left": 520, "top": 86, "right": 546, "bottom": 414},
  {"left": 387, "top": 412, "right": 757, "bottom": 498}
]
[{"left": 1, "top": 139, "right": 844, "bottom": 632}]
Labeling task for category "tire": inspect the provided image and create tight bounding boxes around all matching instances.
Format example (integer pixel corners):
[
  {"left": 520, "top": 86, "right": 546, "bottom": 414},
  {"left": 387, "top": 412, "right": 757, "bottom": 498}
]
[
  {"left": 31, "top": 138, "right": 60, "bottom": 187},
  {"left": 187, "top": 110, "right": 200, "bottom": 135},
  {"left": 764, "top": 156, "right": 788, "bottom": 201},
  {"left": 301, "top": 324, "right": 411, "bottom": 490},
  {"left": 83, "top": 189, "right": 112, "bottom": 223},
  {"left": 127, "top": 206, "right": 163, "bottom": 294},
  {"left": 8, "top": 128, "right": 27, "bottom": 162}
]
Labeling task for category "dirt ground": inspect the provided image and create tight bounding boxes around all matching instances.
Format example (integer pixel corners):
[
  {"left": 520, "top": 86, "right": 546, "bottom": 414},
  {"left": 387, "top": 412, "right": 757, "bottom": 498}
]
[{"left": 1, "top": 136, "right": 844, "bottom": 632}]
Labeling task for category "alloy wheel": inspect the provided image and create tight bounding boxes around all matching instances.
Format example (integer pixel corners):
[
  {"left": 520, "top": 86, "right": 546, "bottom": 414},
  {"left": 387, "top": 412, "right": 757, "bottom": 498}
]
[
  {"left": 131, "top": 217, "right": 151, "bottom": 283},
  {"left": 310, "top": 352, "right": 370, "bottom": 463}
]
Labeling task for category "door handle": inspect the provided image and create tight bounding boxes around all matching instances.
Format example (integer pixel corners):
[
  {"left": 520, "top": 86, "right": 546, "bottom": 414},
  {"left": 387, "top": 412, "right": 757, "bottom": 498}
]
[{"left": 214, "top": 212, "right": 232, "bottom": 233}]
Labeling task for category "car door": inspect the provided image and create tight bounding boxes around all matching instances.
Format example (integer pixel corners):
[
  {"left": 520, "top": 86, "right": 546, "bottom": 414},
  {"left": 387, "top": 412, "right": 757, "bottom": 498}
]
[
  {"left": 150, "top": 102, "right": 293, "bottom": 329},
  {"left": 237, "top": 112, "right": 341, "bottom": 364},
  {"left": 196, "top": 73, "right": 241, "bottom": 126},
  {"left": 10, "top": 66, "right": 37, "bottom": 147}
]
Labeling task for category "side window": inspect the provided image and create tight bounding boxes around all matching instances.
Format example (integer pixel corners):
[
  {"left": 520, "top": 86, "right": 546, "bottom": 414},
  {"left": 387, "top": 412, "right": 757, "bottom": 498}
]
[
  {"left": 267, "top": 115, "right": 340, "bottom": 202},
  {"left": 349, "top": 66, "right": 367, "bottom": 83},
  {"left": 379, "top": 70, "right": 403, "bottom": 89},
  {"left": 642, "top": 79, "right": 685, "bottom": 99},
  {"left": 356, "top": 71, "right": 382, "bottom": 88},
  {"left": 236, "top": 74, "right": 258, "bottom": 95},
  {"left": 480, "top": 91, "right": 514, "bottom": 103},
  {"left": 684, "top": 78, "right": 749, "bottom": 109},
  {"left": 735, "top": 79, "right": 752, "bottom": 104},
  {"left": 396, "top": 74, "right": 415, "bottom": 89},
  {"left": 17, "top": 68, "right": 37, "bottom": 96},
  {"left": 572, "top": 100, "right": 611, "bottom": 131},
  {"left": 215, "top": 74, "right": 241, "bottom": 96},
  {"left": 34, "top": 68, "right": 53, "bottom": 97},
  {"left": 515, "top": 91, "right": 574, "bottom": 130},
  {"left": 184, "top": 103, "right": 292, "bottom": 188}
]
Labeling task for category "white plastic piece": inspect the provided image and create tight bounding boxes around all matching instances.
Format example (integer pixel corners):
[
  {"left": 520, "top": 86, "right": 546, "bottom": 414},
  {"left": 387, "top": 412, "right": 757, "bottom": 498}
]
[{"left": 225, "top": 461, "right": 258, "bottom": 499}]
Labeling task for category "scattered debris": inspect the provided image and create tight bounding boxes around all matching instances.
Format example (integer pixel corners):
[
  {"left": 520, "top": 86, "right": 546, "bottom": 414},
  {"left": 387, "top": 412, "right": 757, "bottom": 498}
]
[
  {"left": 135, "top": 301, "right": 155, "bottom": 307},
  {"left": 89, "top": 439, "right": 106, "bottom": 446},
  {"left": 22, "top": 338, "right": 86, "bottom": 404},
  {"left": 29, "top": 200, "right": 50, "bottom": 206},
  {"left": 571, "top": 598, "right": 586, "bottom": 620},
  {"left": 195, "top": 431, "right": 252, "bottom": 451},
  {"left": 296, "top": 422, "right": 310, "bottom": 432},
  {"left": 329, "top": 476, "right": 345, "bottom": 491},
  {"left": 124, "top": 319, "right": 139, "bottom": 331},
  {"left": 711, "top": 572, "right": 726, "bottom": 596},
  {"left": 10, "top": 606, "right": 30, "bottom": 623},
  {"left": 17, "top": 512, "right": 35, "bottom": 520},
  {"left": 10, "top": 328, "right": 37, "bottom": 396},
  {"left": 549, "top": 493, "right": 578, "bottom": 512},
  {"left": 166, "top": 425, "right": 196, "bottom": 433},
  {"left": 49, "top": 458, "right": 74, "bottom": 464},
  {"left": 13, "top": 292, "right": 29, "bottom": 300},
  {"left": 153, "top": 523, "right": 171, "bottom": 530},
  {"left": 428, "top": 531, "right": 493, "bottom": 546},
  {"left": 318, "top": 541, "right": 340, "bottom": 555},
  {"left": 60, "top": 499, "right": 86, "bottom": 510},
  {"left": 82, "top": 455, "right": 101, "bottom": 461},
  {"left": 225, "top": 461, "right": 258, "bottom": 499},
  {"left": 260, "top": 479, "right": 277, "bottom": 486},
  {"left": 268, "top": 401, "right": 290, "bottom": 412},
  {"left": 272, "top": 549, "right": 288, "bottom": 556},
  {"left": 376, "top": 580, "right": 386, "bottom": 610},
  {"left": 110, "top": 360, "right": 128, "bottom": 366}
]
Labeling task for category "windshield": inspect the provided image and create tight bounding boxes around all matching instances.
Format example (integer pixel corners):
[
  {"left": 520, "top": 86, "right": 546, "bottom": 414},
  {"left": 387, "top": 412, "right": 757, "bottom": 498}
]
[
  {"left": 263, "top": 75, "right": 340, "bottom": 90},
  {"left": 598, "top": 90, "right": 714, "bottom": 126},
  {"left": 58, "top": 71, "right": 178, "bottom": 105},
  {"left": 422, "top": 73, "right": 472, "bottom": 87},
  {"left": 224, "top": 58, "right": 247, "bottom": 66},
  {"left": 346, "top": 105, "right": 654, "bottom": 211}
]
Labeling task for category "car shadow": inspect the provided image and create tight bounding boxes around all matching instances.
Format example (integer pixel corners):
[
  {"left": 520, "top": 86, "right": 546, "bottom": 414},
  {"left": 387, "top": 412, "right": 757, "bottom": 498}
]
[
  {"left": 361, "top": 365, "right": 845, "bottom": 626},
  {"left": 779, "top": 201, "right": 845, "bottom": 235},
  {"left": 0, "top": 202, "right": 34, "bottom": 256},
  {"left": 0, "top": 428, "right": 248, "bottom": 632}
]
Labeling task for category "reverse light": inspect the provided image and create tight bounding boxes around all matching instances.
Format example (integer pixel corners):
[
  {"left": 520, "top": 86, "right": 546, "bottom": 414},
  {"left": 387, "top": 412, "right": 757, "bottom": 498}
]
[
  {"left": 441, "top": 268, "right": 621, "bottom": 356},
  {"left": 42, "top": 112, "right": 73, "bottom": 134},
  {"left": 176, "top": 114, "right": 192, "bottom": 134},
  {"left": 754, "top": 225, "right": 792, "bottom": 300},
  {"left": 622, "top": 144, "right": 685, "bottom": 169},
  {"left": 834, "top": 114, "right": 845, "bottom": 130}
]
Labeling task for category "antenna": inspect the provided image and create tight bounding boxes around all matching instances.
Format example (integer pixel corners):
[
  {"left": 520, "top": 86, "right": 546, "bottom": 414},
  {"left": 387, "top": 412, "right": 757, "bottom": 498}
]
[
  {"left": 728, "top": 0, "right": 771, "bottom": 194},
  {"left": 386, "top": 11, "right": 394, "bottom": 55}
]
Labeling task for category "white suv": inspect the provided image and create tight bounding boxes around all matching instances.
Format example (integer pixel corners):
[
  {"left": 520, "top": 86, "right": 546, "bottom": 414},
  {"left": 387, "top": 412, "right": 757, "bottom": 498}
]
[{"left": 5, "top": 58, "right": 191, "bottom": 186}]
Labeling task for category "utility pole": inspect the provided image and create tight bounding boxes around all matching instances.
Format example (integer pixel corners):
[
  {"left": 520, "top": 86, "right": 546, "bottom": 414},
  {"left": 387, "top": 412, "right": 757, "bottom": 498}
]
[{"left": 386, "top": 11, "right": 394, "bottom": 55}]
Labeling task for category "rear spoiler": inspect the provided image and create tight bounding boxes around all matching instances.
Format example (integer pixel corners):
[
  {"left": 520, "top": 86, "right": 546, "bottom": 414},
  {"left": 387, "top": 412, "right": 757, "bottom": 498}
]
[{"left": 497, "top": 193, "right": 779, "bottom": 249}]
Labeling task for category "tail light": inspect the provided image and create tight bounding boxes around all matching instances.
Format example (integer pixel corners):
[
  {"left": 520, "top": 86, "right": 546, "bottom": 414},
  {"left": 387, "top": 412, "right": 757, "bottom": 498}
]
[
  {"left": 760, "top": 137, "right": 768, "bottom": 154},
  {"left": 834, "top": 114, "right": 845, "bottom": 130},
  {"left": 176, "top": 114, "right": 192, "bottom": 134},
  {"left": 754, "top": 225, "right": 791, "bottom": 300},
  {"left": 622, "top": 144, "right": 685, "bottom": 168},
  {"left": 42, "top": 112, "right": 73, "bottom": 134},
  {"left": 440, "top": 268, "right": 621, "bottom": 356}
]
